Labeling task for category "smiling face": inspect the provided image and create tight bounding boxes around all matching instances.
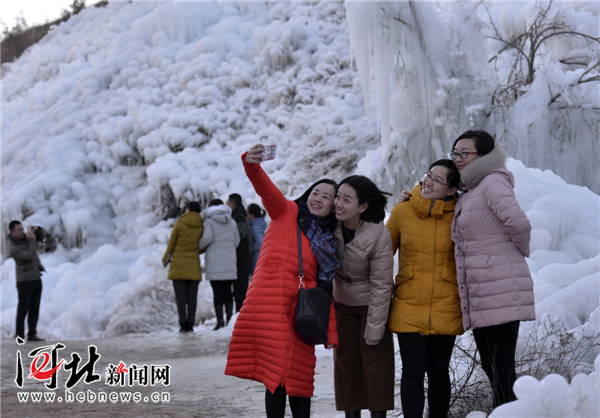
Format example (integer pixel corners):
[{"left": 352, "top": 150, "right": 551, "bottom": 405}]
[
  {"left": 421, "top": 165, "right": 457, "bottom": 200},
  {"left": 334, "top": 184, "right": 368, "bottom": 229},
  {"left": 452, "top": 138, "right": 478, "bottom": 172},
  {"left": 306, "top": 183, "right": 336, "bottom": 219}
]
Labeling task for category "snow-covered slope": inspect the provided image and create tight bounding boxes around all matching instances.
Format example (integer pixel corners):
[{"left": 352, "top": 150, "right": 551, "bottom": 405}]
[
  {"left": 2, "top": 1, "right": 372, "bottom": 253},
  {"left": 1, "top": 3, "right": 599, "bottom": 415}
]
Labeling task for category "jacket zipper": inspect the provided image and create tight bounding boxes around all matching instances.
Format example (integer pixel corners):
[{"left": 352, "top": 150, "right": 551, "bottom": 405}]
[
  {"left": 428, "top": 212, "right": 436, "bottom": 334},
  {"left": 342, "top": 221, "right": 363, "bottom": 306},
  {"left": 341, "top": 230, "right": 351, "bottom": 306},
  {"left": 282, "top": 248, "right": 300, "bottom": 386},
  {"left": 344, "top": 249, "right": 351, "bottom": 305},
  {"left": 428, "top": 199, "right": 435, "bottom": 217},
  {"left": 455, "top": 208, "right": 471, "bottom": 328}
]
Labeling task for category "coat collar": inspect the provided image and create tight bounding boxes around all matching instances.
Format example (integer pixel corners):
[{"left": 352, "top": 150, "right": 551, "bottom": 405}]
[
  {"left": 179, "top": 211, "right": 203, "bottom": 228},
  {"left": 459, "top": 146, "right": 508, "bottom": 190},
  {"left": 6, "top": 234, "right": 28, "bottom": 245},
  {"left": 334, "top": 219, "right": 384, "bottom": 249},
  {"left": 409, "top": 184, "right": 456, "bottom": 219}
]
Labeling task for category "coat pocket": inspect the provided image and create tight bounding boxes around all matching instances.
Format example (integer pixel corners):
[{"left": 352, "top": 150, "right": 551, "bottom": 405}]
[
  {"left": 441, "top": 265, "right": 458, "bottom": 286},
  {"left": 394, "top": 264, "right": 414, "bottom": 295},
  {"left": 344, "top": 245, "right": 370, "bottom": 282}
]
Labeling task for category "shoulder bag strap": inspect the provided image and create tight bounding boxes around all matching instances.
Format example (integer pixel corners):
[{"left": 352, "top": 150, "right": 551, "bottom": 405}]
[{"left": 297, "top": 222, "right": 304, "bottom": 288}]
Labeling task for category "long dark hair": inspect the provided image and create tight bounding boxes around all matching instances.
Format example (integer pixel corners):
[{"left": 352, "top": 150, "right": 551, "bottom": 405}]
[
  {"left": 428, "top": 159, "right": 460, "bottom": 189},
  {"left": 338, "top": 175, "right": 391, "bottom": 223},
  {"left": 294, "top": 179, "right": 338, "bottom": 230},
  {"left": 294, "top": 179, "right": 338, "bottom": 204},
  {"left": 247, "top": 203, "right": 266, "bottom": 218},
  {"left": 452, "top": 130, "right": 495, "bottom": 157}
]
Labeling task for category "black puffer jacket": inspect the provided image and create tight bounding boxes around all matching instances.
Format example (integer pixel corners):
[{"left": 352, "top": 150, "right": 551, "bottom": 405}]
[{"left": 232, "top": 205, "right": 252, "bottom": 263}]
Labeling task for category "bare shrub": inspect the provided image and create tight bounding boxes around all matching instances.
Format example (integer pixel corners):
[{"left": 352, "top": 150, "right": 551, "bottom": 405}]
[
  {"left": 484, "top": 0, "right": 600, "bottom": 108},
  {"left": 516, "top": 316, "right": 600, "bottom": 382},
  {"left": 447, "top": 335, "right": 494, "bottom": 418},
  {"left": 393, "top": 317, "right": 599, "bottom": 417}
]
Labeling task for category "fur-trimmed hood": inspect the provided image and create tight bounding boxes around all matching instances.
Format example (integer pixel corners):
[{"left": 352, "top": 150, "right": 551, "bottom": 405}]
[
  {"left": 459, "top": 146, "right": 513, "bottom": 190},
  {"left": 203, "top": 204, "right": 233, "bottom": 224}
]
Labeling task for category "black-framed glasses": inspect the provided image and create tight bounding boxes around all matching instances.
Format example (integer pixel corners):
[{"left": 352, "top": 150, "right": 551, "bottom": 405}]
[
  {"left": 449, "top": 151, "right": 478, "bottom": 160},
  {"left": 422, "top": 172, "right": 450, "bottom": 187}
]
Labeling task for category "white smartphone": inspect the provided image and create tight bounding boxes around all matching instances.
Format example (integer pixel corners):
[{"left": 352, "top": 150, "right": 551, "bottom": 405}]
[{"left": 261, "top": 145, "right": 277, "bottom": 161}]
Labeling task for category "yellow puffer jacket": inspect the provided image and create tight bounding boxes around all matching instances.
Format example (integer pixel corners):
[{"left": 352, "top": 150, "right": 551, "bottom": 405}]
[
  {"left": 162, "top": 211, "right": 204, "bottom": 281},
  {"left": 386, "top": 185, "right": 463, "bottom": 336}
]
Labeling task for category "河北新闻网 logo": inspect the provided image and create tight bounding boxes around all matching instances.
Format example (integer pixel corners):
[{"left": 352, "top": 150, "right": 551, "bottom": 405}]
[{"left": 15, "top": 337, "right": 170, "bottom": 391}]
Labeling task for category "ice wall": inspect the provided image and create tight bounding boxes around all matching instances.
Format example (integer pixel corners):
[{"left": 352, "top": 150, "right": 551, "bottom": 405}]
[
  {"left": 345, "top": 1, "right": 496, "bottom": 194},
  {"left": 347, "top": 1, "right": 600, "bottom": 195}
]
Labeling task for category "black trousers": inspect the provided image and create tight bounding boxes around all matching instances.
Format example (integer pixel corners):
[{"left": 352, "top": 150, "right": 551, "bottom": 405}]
[
  {"left": 172, "top": 280, "right": 199, "bottom": 326},
  {"left": 210, "top": 280, "right": 234, "bottom": 305},
  {"left": 16, "top": 280, "right": 43, "bottom": 338},
  {"left": 396, "top": 333, "right": 456, "bottom": 418},
  {"left": 234, "top": 256, "right": 251, "bottom": 311},
  {"left": 472, "top": 321, "right": 520, "bottom": 408},
  {"left": 265, "top": 385, "right": 310, "bottom": 418}
]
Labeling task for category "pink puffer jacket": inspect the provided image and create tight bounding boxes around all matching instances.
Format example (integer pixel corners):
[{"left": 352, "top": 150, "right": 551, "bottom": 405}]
[{"left": 451, "top": 146, "right": 535, "bottom": 331}]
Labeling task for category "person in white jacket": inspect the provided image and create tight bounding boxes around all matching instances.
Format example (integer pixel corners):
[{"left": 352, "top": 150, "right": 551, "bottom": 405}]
[{"left": 199, "top": 199, "right": 240, "bottom": 330}]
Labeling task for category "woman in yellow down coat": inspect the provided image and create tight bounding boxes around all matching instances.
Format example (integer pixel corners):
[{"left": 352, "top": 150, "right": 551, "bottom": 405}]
[
  {"left": 386, "top": 160, "right": 463, "bottom": 418},
  {"left": 162, "top": 201, "right": 204, "bottom": 333}
]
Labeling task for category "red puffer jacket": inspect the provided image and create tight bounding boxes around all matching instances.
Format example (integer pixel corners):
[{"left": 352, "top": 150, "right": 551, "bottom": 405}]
[{"left": 225, "top": 153, "right": 338, "bottom": 398}]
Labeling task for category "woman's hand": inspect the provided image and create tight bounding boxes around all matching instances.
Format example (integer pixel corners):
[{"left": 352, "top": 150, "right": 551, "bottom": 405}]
[
  {"left": 397, "top": 190, "right": 410, "bottom": 203},
  {"left": 325, "top": 343, "right": 335, "bottom": 350},
  {"left": 245, "top": 144, "right": 264, "bottom": 164}
]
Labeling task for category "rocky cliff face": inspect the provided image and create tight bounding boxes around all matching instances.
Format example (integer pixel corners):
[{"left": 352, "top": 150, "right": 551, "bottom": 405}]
[{"left": 1, "top": 1, "right": 107, "bottom": 65}]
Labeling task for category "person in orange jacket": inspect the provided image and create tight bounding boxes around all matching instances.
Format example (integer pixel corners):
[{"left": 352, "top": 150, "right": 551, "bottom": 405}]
[
  {"left": 225, "top": 144, "right": 339, "bottom": 418},
  {"left": 386, "top": 160, "right": 463, "bottom": 418}
]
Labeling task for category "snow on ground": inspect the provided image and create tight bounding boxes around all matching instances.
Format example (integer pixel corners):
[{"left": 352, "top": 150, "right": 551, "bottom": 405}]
[{"left": 1, "top": 1, "right": 599, "bottom": 417}]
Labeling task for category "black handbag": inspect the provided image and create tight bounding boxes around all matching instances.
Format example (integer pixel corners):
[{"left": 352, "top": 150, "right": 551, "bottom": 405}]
[{"left": 294, "top": 222, "right": 331, "bottom": 345}]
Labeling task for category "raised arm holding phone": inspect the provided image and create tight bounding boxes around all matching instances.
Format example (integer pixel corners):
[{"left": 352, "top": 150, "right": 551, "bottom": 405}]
[{"left": 225, "top": 144, "right": 339, "bottom": 418}]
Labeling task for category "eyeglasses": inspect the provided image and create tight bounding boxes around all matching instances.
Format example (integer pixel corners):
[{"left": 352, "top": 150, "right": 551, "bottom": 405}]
[
  {"left": 422, "top": 172, "right": 450, "bottom": 187},
  {"left": 449, "top": 151, "right": 478, "bottom": 160}
]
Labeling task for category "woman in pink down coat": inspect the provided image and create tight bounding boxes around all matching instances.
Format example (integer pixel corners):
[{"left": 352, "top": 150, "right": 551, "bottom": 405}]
[
  {"left": 450, "top": 130, "right": 535, "bottom": 408},
  {"left": 225, "top": 144, "right": 339, "bottom": 418}
]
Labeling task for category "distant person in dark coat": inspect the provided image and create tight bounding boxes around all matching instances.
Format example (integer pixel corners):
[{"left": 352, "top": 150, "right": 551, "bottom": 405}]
[
  {"left": 199, "top": 199, "right": 240, "bottom": 330},
  {"left": 162, "top": 201, "right": 204, "bottom": 333},
  {"left": 226, "top": 193, "right": 253, "bottom": 312},
  {"left": 7, "top": 220, "right": 46, "bottom": 342},
  {"left": 247, "top": 203, "right": 267, "bottom": 278}
]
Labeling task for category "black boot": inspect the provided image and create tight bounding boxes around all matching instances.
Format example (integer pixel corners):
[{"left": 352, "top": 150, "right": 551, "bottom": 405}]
[
  {"left": 213, "top": 304, "right": 225, "bottom": 331},
  {"left": 187, "top": 321, "right": 194, "bottom": 332},
  {"left": 345, "top": 412, "right": 361, "bottom": 418},
  {"left": 370, "top": 412, "right": 386, "bottom": 418},
  {"left": 27, "top": 335, "right": 45, "bottom": 342},
  {"left": 225, "top": 303, "right": 233, "bottom": 325}
]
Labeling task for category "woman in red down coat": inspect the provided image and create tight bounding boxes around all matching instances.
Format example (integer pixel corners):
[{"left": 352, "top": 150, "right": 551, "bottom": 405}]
[{"left": 225, "top": 144, "right": 339, "bottom": 418}]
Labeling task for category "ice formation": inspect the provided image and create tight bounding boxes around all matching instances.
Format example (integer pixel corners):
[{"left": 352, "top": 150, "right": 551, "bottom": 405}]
[
  {"left": 1, "top": 2, "right": 598, "bottom": 416},
  {"left": 346, "top": 1, "right": 599, "bottom": 194}
]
